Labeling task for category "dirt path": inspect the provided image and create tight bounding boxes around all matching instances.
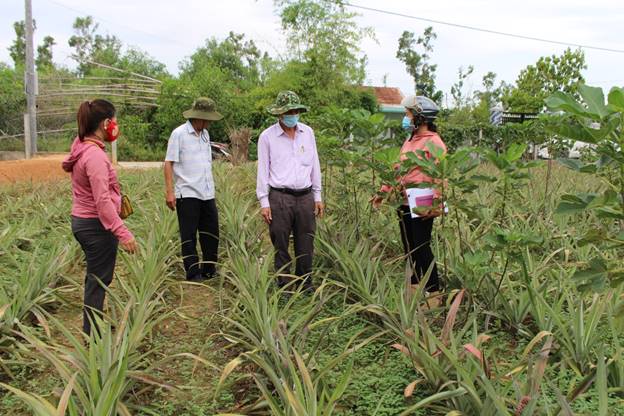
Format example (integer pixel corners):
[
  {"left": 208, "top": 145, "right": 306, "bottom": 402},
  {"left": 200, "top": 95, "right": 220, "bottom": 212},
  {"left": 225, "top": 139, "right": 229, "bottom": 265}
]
[
  {"left": 0, "top": 154, "right": 69, "bottom": 184},
  {"left": 0, "top": 155, "right": 163, "bottom": 185}
]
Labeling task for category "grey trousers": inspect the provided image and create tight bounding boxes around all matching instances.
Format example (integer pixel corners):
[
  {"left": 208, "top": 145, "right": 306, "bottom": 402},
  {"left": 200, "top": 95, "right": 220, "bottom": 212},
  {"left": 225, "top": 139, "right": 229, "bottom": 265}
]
[
  {"left": 268, "top": 190, "right": 316, "bottom": 286},
  {"left": 72, "top": 216, "right": 118, "bottom": 335}
]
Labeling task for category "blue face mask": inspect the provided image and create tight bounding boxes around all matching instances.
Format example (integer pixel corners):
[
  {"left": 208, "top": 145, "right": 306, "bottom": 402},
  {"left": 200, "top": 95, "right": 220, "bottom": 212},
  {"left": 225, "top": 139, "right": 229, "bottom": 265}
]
[
  {"left": 282, "top": 114, "right": 299, "bottom": 128},
  {"left": 401, "top": 116, "right": 413, "bottom": 132}
]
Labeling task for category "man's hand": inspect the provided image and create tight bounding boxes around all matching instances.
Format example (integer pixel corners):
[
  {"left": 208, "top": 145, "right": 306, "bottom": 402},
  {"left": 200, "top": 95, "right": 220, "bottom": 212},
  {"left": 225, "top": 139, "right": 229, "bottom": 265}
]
[
  {"left": 315, "top": 202, "right": 325, "bottom": 218},
  {"left": 121, "top": 238, "right": 138, "bottom": 254},
  {"left": 261, "top": 207, "right": 272, "bottom": 224},
  {"left": 370, "top": 195, "right": 383, "bottom": 210},
  {"left": 166, "top": 191, "right": 176, "bottom": 211}
]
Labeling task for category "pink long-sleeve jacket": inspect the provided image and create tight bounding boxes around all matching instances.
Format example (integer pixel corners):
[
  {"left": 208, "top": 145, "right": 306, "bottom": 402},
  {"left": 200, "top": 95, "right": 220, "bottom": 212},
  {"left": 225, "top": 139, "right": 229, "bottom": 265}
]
[{"left": 62, "top": 137, "right": 133, "bottom": 243}]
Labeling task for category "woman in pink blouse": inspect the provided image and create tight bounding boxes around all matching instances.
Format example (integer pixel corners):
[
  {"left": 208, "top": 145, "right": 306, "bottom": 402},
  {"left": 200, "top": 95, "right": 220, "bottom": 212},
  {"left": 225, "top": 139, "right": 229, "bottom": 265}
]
[
  {"left": 372, "top": 95, "right": 446, "bottom": 294},
  {"left": 62, "top": 99, "right": 137, "bottom": 336}
]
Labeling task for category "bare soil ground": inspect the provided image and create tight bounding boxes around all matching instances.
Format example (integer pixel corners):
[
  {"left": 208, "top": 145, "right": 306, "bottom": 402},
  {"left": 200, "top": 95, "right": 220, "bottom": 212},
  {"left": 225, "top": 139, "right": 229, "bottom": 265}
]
[{"left": 0, "top": 154, "right": 68, "bottom": 184}]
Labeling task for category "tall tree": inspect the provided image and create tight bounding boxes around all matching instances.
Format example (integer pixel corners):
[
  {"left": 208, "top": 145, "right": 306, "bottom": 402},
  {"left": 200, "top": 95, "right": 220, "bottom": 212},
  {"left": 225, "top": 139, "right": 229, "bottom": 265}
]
[
  {"left": 117, "top": 48, "right": 168, "bottom": 79},
  {"left": 182, "top": 32, "right": 264, "bottom": 84},
  {"left": 9, "top": 20, "right": 56, "bottom": 70},
  {"left": 36, "top": 35, "right": 56, "bottom": 70},
  {"left": 504, "top": 48, "right": 586, "bottom": 112},
  {"left": 68, "top": 16, "right": 121, "bottom": 75},
  {"left": 450, "top": 65, "right": 474, "bottom": 108},
  {"left": 8, "top": 20, "right": 28, "bottom": 67},
  {"left": 274, "top": 0, "right": 374, "bottom": 88},
  {"left": 396, "top": 26, "right": 442, "bottom": 103}
]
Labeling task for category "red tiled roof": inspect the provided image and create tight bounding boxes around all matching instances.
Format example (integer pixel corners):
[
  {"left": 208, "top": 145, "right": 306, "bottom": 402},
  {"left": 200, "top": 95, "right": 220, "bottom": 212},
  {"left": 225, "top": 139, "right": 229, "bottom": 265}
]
[{"left": 365, "top": 86, "right": 404, "bottom": 105}]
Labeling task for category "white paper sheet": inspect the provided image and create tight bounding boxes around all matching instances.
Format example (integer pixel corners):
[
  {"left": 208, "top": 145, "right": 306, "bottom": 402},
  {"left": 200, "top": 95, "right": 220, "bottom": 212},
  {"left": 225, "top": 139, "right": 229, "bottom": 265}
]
[{"left": 406, "top": 188, "right": 448, "bottom": 218}]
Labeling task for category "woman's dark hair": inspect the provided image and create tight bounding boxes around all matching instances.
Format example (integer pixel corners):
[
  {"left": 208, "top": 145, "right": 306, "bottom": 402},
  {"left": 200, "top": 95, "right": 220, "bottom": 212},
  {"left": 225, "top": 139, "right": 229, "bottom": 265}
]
[
  {"left": 77, "top": 99, "right": 115, "bottom": 140},
  {"left": 410, "top": 111, "right": 438, "bottom": 133}
]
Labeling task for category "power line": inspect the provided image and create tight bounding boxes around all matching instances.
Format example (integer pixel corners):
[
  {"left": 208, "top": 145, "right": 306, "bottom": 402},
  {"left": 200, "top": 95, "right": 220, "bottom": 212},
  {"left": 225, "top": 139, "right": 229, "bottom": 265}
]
[
  {"left": 344, "top": 2, "right": 624, "bottom": 55},
  {"left": 40, "top": 0, "right": 187, "bottom": 47}
]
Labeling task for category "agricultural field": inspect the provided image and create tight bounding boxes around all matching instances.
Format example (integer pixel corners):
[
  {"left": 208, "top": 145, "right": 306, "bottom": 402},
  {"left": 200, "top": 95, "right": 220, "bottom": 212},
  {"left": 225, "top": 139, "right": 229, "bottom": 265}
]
[{"left": 0, "top": 152, "right": 622, "bottom": 415}]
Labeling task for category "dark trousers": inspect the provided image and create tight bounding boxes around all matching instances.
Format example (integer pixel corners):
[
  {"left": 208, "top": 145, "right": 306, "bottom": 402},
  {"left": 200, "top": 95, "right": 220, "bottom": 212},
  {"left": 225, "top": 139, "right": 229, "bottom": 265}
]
[
  {"left": 72, "top": 216, "right": 118, "bottom": 335},
  {"left": 176, "top": 198, "right": 219, "bottom": 279},
  {"left": 397, "top": 205, "right": 440, "bottom": 291},
  {"left": 268, "top": 191, "right": 316, "bottom": 287}
]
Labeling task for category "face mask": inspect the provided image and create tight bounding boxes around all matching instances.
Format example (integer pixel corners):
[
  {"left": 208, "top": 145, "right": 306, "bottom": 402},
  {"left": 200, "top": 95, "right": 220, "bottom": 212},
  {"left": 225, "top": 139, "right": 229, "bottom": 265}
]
[
  {"left": 105, "top": 119, "right": 120, "bottom": 142},
  {"left": 282, "top": 114, "right": 299, "bottom": 128},
  {"left": 401, "top": 116, "right": 413, "bottom": 132}
]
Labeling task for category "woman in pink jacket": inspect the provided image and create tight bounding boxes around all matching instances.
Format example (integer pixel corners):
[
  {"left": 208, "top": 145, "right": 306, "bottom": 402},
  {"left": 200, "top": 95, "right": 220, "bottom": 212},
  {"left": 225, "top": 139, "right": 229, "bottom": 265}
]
[
  {"left": 62, "top": 99, "right": 137, "bottom": 336},
  {"left": 372, "top": 95, "right": 446, "bottom": 293}
]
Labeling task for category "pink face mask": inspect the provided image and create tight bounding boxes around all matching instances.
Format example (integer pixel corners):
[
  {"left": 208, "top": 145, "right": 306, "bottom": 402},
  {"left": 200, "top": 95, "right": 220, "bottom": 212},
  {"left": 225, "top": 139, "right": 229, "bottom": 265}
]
[{"left": 105, "top": 119, "right": 120, "bottom": 142}]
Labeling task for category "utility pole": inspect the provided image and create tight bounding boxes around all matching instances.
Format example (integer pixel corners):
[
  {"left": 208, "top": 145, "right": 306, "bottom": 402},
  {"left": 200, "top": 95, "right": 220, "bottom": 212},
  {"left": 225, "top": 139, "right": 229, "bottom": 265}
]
[{"left": 24, "top": 0, "right": 38, "bottom": 157}]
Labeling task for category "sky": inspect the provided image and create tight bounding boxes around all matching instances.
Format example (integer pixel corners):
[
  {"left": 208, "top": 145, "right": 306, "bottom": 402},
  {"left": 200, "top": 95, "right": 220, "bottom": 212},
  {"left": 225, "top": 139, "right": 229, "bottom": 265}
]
[{"left": 1, "top": 0, "right": 623, "bottom": 106}]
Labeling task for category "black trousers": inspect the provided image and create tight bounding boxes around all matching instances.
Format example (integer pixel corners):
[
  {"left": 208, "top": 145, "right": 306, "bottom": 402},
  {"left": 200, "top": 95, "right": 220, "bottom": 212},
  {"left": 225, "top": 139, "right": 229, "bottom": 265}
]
[
  {"left": 72, "top": 216, "right": 118, "bottom": 335},
  {"left": 176, "top": 198, "right": 219, "bottom": 279},
  {"left": 397, "top": 205, "right": 440, "bottom": 291},
  {"left": 268, "top": 191, "right": 316, "bottom": 287}
]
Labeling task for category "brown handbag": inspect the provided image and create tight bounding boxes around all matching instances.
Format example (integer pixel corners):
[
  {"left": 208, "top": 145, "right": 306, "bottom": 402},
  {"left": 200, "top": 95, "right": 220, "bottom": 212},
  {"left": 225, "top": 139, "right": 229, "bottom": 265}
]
[{"left": 120, "top": 193, "right": 133, "bottom": 219}]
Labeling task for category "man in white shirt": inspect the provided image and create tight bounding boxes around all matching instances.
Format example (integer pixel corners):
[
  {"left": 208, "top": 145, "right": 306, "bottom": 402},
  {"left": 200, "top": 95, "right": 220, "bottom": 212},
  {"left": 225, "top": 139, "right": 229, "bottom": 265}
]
[{"left": 164, "top": 97, "right": 222, "bottom": 282}]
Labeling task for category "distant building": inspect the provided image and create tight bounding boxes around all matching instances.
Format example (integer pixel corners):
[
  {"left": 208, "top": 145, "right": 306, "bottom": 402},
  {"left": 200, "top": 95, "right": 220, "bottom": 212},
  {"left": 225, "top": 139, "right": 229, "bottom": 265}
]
[{"left": 365, "top": 86, "right": 405, "bottom": 120}]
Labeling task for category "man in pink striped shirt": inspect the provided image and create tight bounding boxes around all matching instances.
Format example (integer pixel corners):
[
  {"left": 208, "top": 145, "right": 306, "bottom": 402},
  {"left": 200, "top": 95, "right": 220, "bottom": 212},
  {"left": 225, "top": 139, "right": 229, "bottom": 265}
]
[{"left": 256, "top": 91, "right": 324, "bottom": 291}]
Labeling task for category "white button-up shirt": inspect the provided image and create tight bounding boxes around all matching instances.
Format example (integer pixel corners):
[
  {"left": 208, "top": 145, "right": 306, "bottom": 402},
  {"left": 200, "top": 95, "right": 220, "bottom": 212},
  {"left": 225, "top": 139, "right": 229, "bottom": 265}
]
[{"left": 165, "top": 121, "right": 215, "bottom": 200}]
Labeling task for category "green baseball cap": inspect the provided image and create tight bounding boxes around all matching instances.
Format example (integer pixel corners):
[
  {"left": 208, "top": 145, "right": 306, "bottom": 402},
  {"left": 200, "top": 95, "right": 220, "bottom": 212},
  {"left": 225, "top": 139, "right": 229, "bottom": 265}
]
[
  {"left": 183, "top": 97, "right": 223, "bottom": 121},
  {"left": 267, "top": 90, "right": 309, "bottom": 115}
]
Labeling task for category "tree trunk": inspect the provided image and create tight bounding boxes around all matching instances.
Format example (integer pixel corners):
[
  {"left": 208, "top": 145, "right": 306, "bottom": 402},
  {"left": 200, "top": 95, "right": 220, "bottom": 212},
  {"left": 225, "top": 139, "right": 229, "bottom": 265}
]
[{"left": 229, "top": 128, "right": 251, "bottom": 165}]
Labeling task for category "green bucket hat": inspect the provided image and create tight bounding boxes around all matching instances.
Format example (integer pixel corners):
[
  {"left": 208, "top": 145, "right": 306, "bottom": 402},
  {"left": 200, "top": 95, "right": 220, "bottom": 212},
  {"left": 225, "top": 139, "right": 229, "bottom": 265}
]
[
  {"left": 267, "top": 90, "right": 309, "bottom": 115},
  {"left": 183, "top": 97, "right": 223, "bottom": 121}
]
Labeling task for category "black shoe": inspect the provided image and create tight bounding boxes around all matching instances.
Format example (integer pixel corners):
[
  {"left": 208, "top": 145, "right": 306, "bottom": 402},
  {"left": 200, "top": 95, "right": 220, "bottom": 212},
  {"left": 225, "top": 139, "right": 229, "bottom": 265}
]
[{"left": 187, "top": 274, "right": 208, "bottom": 282}]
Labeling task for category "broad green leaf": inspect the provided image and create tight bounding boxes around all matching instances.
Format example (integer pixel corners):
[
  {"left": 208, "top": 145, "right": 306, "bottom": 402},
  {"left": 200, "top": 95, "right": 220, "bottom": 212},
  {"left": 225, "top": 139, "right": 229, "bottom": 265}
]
[
  {"left": 485, "top": 152, "right": 509, "bottom": 170},
  {"left": 595, "top": 206, "right": 624, "bottom": 220},
  {"left": 505, "top": 142, "right": 527, "bottom": 162},
  {"left": 426, "top": 141, "right": 446, "bottom": 159},
  {"left": 374, "top": 147, "right": 401, "bottom": 165},
  {"left": 546, "top": 120, "right": 601, "bottom": 144},
  {"left": 555, "top": 194, "right": 596, "bottom": 214},
  {"left": 572, "top": 257, "right": 608, "bottom": 292},
  {"left": 546, "top": 92, "right": 588, "bottom": 117},
  {"left": 586, "top": 189, "right": 619, "bottom": 211},
  {"left": 607, "top": 87, "right": 624, "bottom": 112},
  {"left": 369, "top": 113, "right": 386, "bottom": 124},
  {"left": 578, "top": 84, "right": 611, "bottom": 119}
]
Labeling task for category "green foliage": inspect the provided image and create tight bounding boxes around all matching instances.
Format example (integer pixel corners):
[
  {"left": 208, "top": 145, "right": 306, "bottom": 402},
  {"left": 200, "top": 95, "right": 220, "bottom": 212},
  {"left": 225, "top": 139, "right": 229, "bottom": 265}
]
[
  {"left": 0, "top": 64, "right": 25, "bottom": 136},
  {"left": 275, "top": 0, "right": 373, "bottom": 86},
  {"left": 9, "top": 20, "right": 28, "bottom": 68},
  {"left": 181, "top": 31, "right": 266, "bottom": 87},
  {"left": 396, "top": 27, "right": 442, "bottom": 103},
  {"left": 504, "top": 48, "right": 586, "bottom": 112},
  {"left": 35, "top": 36, "right": 55, "bottom": 71},
  {"left": 9, "top": 20, "right": 56, "bottom": 71},
  {"left": 546, "top": 84, "right": 624, "bottom": 291},
  {"left": 2, "top": 160, "right": 624, "bottom": 414},
  {"left": 68, "top": 16, "right": 122, "bottom": 75},
  {"left": 450, "top": 65, "right": 475, "bottom": 108}
]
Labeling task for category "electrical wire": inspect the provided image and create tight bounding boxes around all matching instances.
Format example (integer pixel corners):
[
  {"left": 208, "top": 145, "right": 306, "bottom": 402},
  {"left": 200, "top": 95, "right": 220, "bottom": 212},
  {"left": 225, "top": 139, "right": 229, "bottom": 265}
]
[{"left": 344, "top": 2, "right": 624, "bottom": 54}]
